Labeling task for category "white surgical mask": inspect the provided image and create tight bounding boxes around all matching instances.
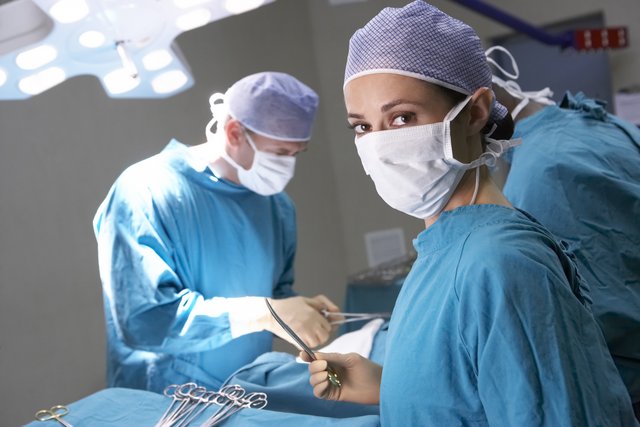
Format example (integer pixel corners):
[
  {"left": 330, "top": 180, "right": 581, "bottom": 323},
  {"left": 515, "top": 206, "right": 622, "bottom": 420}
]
[
  {"left": 220, "top": 131, "right": 296, "bottom": 196},
  {"left": 204, "top": 95, "right": 296, "bottom": 196},
  {"left": 355, "top": 96, "right": 520, "bottom": 219}
]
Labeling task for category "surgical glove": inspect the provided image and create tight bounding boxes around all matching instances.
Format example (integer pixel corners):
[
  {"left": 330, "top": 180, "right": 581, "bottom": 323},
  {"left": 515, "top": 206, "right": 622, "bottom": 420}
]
[
  {"left": 268, "top": 295, "right": 337, "bottom": 348},
  {"left": 226, "top": 295, "right": 339, "bottom": 347},
  {"left": 302, "top": 351, "right": 382, "bottom": 404}
]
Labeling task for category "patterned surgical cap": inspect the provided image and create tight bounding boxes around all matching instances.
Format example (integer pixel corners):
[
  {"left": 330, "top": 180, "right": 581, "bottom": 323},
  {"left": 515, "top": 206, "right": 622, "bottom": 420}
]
[
  {"left": 226, "top": 72, "right": 319, "bottom": 141},
  {"left": 344, "top": 1, "right": 508, "bottom": 127}
]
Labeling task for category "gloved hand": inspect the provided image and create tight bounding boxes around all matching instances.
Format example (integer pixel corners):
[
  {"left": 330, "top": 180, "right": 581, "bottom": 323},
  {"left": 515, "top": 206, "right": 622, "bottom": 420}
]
[
  {"left": 301, "top": 351, "right": 382, "bottom": 404},
  {"left": 267, "top": 295, "right": 339, "bottom": 348}
]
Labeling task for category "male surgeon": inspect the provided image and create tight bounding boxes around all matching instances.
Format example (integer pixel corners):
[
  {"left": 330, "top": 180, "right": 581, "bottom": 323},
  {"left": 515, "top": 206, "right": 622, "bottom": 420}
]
[{"left": 93, "top": 71, "right": 339, "bottom": 392}]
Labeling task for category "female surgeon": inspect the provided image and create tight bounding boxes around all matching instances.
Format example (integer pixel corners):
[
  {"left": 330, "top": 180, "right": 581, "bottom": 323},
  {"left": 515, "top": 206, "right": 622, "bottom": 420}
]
[{"left": 303, "top": 2, "right": 639, "bottom": 426}]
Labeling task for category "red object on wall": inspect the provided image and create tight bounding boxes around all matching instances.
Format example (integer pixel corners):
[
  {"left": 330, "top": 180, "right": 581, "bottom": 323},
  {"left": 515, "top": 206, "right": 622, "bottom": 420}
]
[{"left": 573, "top": 27, "right": 629, "bottom": 50}]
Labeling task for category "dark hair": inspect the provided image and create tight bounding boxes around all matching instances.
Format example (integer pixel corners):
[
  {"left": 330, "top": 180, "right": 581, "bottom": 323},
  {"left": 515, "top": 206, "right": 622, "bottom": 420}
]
[
  {"left": 436, "top": 85, "right": 514, "bottom": 141},
  {"left": 485, "top": 114, "right": 514, "bottom": 141}
]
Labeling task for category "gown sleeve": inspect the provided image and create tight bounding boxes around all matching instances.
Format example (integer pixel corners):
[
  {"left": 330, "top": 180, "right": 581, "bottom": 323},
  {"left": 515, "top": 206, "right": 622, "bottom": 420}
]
[
  {"left": 456, "top": 235, "right": 636, "bottom": 426},
  {"left": 271, "top": 194, "right": 297, "bottom": 299},
  {"left": 93, "top": 172, "right": 236, "bottom": 354}
]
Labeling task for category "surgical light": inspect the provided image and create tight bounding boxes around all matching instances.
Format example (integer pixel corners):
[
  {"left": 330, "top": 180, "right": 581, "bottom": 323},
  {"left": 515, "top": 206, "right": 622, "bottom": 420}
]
[
  {"left": 103, "top": 68, "right": 140, "bottom": 95},
  {"left": 15, "top": 45, "right": 58, "bottom": 70},
  {"left": 143, "top": 50, "right": 173, "bottom": 71},
  {"left": 174, "top": 0, "right": 210, "bottom": 9},
  {"left": 0, "top": 0, "right": 276, "bottom": 100},
  {"left": 0, "top": 68, "right": 8, "bottom": 87},
  {"left": 151, "top": 70, "right": 189, "bottom": 94},
  {"left": 18, "top": 67, "right": 66, "bottom": 95},
  {"left": 176, "top": 8, "right": 212, "bottom": 31},
  {"left": 78, "top": 31, "right": 106, "bottom": 48},
  {"left": 224, "top": 0, "right": 266, "bottom": 15},
  {"left": 48, "top": 0, "right": 89, "bottom": 24}
]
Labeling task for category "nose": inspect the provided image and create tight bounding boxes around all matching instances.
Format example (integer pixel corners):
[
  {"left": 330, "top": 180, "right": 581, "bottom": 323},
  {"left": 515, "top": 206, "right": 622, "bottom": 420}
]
[{"left": 290, "top": 142, "right": 308, "bottom": 156}]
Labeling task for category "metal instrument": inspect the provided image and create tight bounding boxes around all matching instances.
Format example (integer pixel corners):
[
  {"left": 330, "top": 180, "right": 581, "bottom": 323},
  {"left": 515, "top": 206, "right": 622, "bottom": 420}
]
[
  {"left": 322, "top": 310, "right": 391, "bottom": 325},
  {"left": 155, "top": 382, "right": 267, "bottom": 427},
  {"left": 35, "top": 405, "right": 72, "bottom": 427},
  {"left": 265, "top": 298, "right": 342, "bottom": 390}
]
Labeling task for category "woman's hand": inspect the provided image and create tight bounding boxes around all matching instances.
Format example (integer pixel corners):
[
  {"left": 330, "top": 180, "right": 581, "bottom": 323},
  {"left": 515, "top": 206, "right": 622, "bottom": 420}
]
[{"left": 301, "top": 351, "right": 382, "bottom": 405}]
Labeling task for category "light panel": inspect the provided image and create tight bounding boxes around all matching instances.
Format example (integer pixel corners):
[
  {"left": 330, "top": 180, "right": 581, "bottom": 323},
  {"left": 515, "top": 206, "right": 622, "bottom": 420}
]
[
  {"left": 0, "top": 0, "right": 277, "bottom": 99},
  {"left": 176, "top": 8, "right": 212, "bottom": 31},
  {"left": 48, "top": 0, "right": 89, "bottom": 24},
  {"left": 18, "top": 67, "right": 66, "bottom": 95},
  {"left": 152, "top": 69, "right": 189, "bottom": 94},
  {"left": 0, "top": 68, "right": 7, "bottom": 87},
  {"left": 143, "top": 50, "right": 173, "bottom": 71},
  {"left": 16, "top": 45, "right": 58, "bottom": 70},
  {"left": 103, "top": 68, "right": 141, "bottom": 95},
  {"left": 224, "top": 0, "right": 266, "bottom": 15},
  {"left": 78, "top": 30, "right": 106, "bottom": 48}
]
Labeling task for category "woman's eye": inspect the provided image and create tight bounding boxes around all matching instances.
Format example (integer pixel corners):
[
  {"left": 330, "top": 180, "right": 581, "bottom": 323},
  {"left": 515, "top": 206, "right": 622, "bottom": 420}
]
[
  {"left": 391, "top": 113, "right": 414, "bottom": 126},
  {"left": 348, "top": 123, "right": 370, "bottom": 134}
]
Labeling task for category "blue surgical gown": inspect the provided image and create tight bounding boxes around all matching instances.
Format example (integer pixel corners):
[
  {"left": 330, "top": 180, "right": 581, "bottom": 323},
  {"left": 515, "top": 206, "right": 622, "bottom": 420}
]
[
  {"left": 381, "top": 205, "right": 638, "bottom": 426},
  {"left": 503, "top": 92, "right": 640, "bottom": 402},
  {"left": 93, "top": 140, "right": 297, "bottom": 392}
]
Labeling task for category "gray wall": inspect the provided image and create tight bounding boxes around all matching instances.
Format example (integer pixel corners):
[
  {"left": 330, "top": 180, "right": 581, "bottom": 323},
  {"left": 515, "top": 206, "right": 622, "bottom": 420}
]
[
  {"left": 0, "top": 1, "right": 347, "bottom": 424},
  {"left": 2, "top": 0, "right": 639, "bottom": 425},
  {"left": 307, "top": 0, "right": 640, "bottom": 273}
]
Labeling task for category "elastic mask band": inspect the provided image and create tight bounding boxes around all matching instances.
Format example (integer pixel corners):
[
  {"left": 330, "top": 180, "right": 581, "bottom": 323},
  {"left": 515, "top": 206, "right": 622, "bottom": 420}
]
[
  {"left": 485, "top": 45, "right": 519, "bottom": 80},
  {"left": 445, "top": 96, "right": 473, "bottom": 122}
]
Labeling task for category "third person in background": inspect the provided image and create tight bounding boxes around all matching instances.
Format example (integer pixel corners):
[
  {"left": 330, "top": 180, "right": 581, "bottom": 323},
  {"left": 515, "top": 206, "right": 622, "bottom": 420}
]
[{"left": 488, "top": 47, "right": 640, "bottom": 414}]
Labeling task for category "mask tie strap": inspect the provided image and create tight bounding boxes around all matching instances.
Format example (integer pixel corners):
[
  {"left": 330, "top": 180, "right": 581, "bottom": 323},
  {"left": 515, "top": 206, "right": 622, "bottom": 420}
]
[
  {"left": 468, "top": 134, "right": 522, "bottom": 206},
  {"left": 485, "top": 45, "right": 520, "bottom": 80},
  {"left": 243, "top": 130, "right": 259, "bottom": 152},
  {"left": 444, "top": 96, "right": 473, "bottom": 122},
  {"left": 469, "top": 167, "right": 481, "bottom": 206}
]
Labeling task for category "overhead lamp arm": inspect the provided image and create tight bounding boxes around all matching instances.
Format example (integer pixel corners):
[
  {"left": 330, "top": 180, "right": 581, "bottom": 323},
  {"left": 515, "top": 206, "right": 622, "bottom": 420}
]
[{"left": 450, "top": 0, "right": 628, "bottom": 51}]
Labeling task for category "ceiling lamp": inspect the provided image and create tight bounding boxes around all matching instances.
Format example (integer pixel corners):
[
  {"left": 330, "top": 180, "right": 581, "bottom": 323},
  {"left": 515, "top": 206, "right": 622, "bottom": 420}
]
[{"left": 0, "top": 0, "right": 274, "bottom": 99}]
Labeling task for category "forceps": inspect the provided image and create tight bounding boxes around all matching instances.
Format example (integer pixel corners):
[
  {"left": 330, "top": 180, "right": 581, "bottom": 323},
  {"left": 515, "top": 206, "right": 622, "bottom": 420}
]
[
  {"left": 265, "top": 298, "right": 342, "bottom": 390},
  {"left": 35, "top": 405, "right": 73, "bottom": 427},
  {"left": 201, "top": 387, "right": 267, "bottom": 426},
  {"left": 322, "top": 310, "right": 391, "bottom": 325}
]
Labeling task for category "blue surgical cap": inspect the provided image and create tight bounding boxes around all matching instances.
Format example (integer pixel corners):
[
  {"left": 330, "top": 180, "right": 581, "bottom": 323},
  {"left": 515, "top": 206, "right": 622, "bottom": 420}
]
[
  {"left": 225, "top": 72, "right": 319, "bottom": 142},
  {"left": 344, "top": 0, "right": 508, "bottom": 127}
]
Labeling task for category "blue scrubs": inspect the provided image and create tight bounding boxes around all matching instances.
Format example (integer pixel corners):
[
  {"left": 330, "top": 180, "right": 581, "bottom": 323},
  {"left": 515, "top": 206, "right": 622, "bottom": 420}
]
[
  {"left": 381, "top": 205, "right": 637, "bottom": 426},
  {"left": 503, "top": 92, "right": 640, "bottom": 402},
  {"left": 93, "top": 140, "right": 297, "bottom": 392}
]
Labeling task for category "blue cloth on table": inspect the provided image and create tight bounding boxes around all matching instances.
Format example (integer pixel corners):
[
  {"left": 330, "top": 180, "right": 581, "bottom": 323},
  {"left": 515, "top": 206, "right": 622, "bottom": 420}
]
[
  {"left": 93, "top": 140, "right": 297, "bottom": 392},
  {"left": 381, "top": 205, "right": 638, "bottom": 426},
  {"left": 23, "top": 388, "right": 380, "bottom": 427},
  {"left": 25, "top": 324, "right": 389, "bottom": 426},
  {"left": 503, "top": 91, "right": 640, "bottom": 402}
]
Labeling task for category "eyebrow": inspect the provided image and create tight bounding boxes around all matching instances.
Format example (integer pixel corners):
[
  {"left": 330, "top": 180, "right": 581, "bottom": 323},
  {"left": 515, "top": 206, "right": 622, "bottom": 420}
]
[
  {"left": 381, "top": 99, "right": 423, "bottom": 112},
  {"left": 347, "top": 99, "right": 424, "bottom": 119}
]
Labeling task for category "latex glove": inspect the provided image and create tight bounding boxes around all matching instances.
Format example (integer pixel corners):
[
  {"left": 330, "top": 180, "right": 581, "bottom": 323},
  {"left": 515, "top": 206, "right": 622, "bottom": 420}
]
[
  {"left": 301, "top": 351, "right": 382, "bottom": 404},
  {"left": 267, "top": 295, "right": 338, "bottom": 348}
]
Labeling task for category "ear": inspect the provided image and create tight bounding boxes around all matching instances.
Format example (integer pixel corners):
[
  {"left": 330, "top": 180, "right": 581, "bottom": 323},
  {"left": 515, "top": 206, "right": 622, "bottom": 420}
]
[
  {"left": 467, "top": 87, "right": 492, "bottom": 135},
  {"left": 224, "top": 119, "right": 246, "bottom": 147}
]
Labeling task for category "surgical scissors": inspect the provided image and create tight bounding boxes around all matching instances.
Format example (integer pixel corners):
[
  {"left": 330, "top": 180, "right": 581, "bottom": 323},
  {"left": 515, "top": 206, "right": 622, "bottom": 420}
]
[
  {"left": 322, "top": 310, "right": 391, "bottom": 325},
  {"left": 35, "top": 405, "right": 73, "bottom": 427}
]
